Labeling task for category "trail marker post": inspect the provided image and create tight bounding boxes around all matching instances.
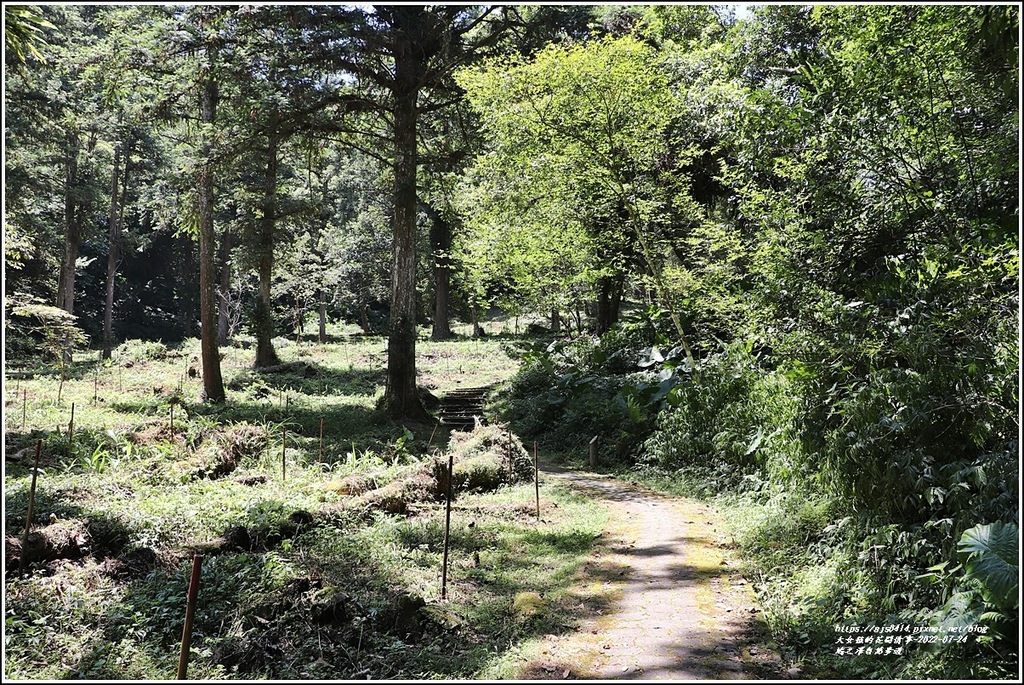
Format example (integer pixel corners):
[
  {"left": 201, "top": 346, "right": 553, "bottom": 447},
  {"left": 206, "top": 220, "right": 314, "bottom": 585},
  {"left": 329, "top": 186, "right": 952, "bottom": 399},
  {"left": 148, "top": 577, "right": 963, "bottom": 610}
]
[{"left": 176, "top": 555, "right": 204, "bottom": 679}]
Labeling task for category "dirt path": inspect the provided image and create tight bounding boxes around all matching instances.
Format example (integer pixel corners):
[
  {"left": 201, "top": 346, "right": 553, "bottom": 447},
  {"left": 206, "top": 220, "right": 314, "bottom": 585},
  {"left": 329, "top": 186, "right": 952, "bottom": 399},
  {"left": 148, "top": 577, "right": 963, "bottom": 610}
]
[{"left": 519, "top": 467, "right": 774, "bottom": 680}]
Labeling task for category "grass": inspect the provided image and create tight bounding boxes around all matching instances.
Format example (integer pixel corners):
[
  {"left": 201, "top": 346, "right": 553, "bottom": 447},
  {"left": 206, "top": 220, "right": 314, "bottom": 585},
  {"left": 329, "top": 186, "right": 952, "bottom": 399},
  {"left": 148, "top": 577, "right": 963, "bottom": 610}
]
[{"left": 3, "top": 323, "right": 607, "bottom": 680}]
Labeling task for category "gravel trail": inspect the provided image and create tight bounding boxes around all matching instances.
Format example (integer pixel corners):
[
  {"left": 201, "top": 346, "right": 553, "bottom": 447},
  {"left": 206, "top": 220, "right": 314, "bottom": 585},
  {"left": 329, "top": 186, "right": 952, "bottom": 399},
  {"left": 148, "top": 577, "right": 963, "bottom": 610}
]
[{"left": 519, "top": 467, "right": 771, "bottom": 680}]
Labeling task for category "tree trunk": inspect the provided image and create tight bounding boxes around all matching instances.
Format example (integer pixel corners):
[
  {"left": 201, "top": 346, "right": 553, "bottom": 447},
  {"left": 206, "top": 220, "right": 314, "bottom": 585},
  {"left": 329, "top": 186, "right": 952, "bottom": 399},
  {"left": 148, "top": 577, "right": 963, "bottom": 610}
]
[
  {"left": 198, "top": 73, "right": 225, "bottom": 403},
  {"left": 318, "top": 291, "right": 327, "bottom": 343},
  {"left": 385, "top": 16, "right": 429, "bottom": 422},
  {"left": 427, "top": 204, "right": 453, "bottom": 341},
  {"left": 551, "top": 309, "right": 560, "bottom": 334},
  {"left": 102, "top": 143, "right": 123, "bottom": 359},
  {"left": 254, "top": 132, "right": 281, "bottom": 368},
  {"left": 595, "top": 273, "right": 624, "bottom": 335},
  {"left": 472, "top": 306, "right": 485, "bottom": 338},
  {"left": 217, "top": 226, "right": 232, "bottom": 346},
  {"left": 56, "top": 131, "right": 81, "bottom": 317}
]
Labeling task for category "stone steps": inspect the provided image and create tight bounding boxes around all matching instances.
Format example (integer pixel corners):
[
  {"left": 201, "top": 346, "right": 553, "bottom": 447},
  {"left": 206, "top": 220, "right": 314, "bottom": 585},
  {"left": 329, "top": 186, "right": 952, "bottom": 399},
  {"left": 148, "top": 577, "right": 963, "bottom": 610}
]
[{"left": 438, "top": 385, "right": 494, "bottom": 431}]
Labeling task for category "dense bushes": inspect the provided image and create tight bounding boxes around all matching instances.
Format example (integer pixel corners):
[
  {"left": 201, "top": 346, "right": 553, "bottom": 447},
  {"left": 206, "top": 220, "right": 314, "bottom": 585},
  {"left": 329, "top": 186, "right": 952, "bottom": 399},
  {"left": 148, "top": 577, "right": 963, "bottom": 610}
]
[
  {"left": 641, "top": 341, "right": 805, "bottom": 495},
  {"left": 495, "top": 313, "right": 1018, "bottom": 677}
]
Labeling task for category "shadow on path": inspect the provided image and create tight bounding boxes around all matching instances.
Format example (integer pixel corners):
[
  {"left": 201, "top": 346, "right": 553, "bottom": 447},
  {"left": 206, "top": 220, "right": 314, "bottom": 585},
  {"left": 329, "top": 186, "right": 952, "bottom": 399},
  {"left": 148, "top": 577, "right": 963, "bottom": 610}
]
[{"left": 521, "top": 463, "right": 775, "bottom": 680}]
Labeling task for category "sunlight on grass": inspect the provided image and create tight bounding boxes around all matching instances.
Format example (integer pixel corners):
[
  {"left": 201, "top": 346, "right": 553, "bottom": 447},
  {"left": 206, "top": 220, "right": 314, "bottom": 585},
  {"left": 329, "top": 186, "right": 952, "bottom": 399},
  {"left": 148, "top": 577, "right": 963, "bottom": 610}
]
[{"left": 2, "top": 334, "right": 612, "bottom": 679}]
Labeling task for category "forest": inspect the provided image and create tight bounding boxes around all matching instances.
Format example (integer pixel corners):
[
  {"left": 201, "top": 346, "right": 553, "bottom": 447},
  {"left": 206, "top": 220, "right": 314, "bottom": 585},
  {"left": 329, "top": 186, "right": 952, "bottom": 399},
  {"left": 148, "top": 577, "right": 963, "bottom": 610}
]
[{"left": 3, "top": 3, "right": 1019, "bottom": 681}]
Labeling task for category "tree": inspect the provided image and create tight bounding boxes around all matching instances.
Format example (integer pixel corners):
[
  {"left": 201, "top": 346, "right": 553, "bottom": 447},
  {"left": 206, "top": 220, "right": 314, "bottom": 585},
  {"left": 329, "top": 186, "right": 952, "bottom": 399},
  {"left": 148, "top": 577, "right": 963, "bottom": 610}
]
[
  {"left": 4, "top": 5, "right": 54, "bottom": 66},
  {"left": 309, "top": 5, "right": 516, "bottom": 421},
  {"left": 458, "top": 35, "right": 696, "bottom": 362},
  {"left": 195, "top": 41, "right": 225, "bottom": 401}
]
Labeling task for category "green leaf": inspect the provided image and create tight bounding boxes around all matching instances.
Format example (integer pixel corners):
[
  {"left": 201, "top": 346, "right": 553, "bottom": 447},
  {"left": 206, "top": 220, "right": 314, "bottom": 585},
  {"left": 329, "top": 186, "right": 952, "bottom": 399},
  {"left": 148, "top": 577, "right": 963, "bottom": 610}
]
[{"left": 958, "top": 521, "right": 1019, "bottom": 608}]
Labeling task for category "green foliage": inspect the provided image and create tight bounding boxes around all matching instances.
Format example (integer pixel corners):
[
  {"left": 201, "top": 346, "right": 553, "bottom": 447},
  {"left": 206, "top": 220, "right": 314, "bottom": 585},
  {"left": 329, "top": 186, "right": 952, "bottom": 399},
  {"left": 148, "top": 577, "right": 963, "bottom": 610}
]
[
  {"left": 5, "top": 5, "right": 56, "bottom": 65},
  {"left": 112, "top": 339, "right": 170, "bottom": 364},
  {"left": 5, "top": 294, "right": 89, "bottom": 362},
  {"left": 641, "top": 342, "right": 803, "bottom": 495},
  {"left": 957, "top": 521, "right": 1019, "bottom": 611},
  {"left": 497, "top": 334, "right": 652, "bottom": 455}
]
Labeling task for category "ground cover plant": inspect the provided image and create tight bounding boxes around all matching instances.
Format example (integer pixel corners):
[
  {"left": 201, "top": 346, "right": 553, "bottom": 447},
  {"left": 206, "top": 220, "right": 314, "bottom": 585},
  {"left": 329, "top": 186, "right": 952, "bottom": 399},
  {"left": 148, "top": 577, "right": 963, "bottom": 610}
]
[{"left": 4, "top": 329, "right": 609, "bottom": 680}]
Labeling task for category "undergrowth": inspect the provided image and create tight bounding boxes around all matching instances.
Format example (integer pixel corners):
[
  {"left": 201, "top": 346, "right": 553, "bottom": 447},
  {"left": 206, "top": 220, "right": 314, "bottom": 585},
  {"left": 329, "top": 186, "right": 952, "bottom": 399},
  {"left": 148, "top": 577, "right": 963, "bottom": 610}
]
[
  {"left": 496, "top": 316, "right": 1019, "bottom": 680},
  {"left": 3, "top": 332, "right": 609, "bottom": 680}
]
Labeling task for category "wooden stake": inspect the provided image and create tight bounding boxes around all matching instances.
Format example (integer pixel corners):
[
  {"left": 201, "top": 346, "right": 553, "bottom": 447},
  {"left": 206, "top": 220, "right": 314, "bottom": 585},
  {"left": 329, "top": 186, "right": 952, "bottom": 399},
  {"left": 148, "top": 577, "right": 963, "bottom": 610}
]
[
  {"left": 534, "top": 440, "right": 540, "bottom": 521},
  {"left": 93, "top": 367, "right": 99, "bottom": 403},
  {"left": 170, "top": 404, "right": 174, "bottom": 433},
  {"left": 18, "top": 440, "right": 42, "bottom": 575},
  {"left": 58, "top": 366, "right": 66, "bottom": 405},
  {"left": 441, "top": 452, "right": 454, "bottom": 600},
  {"left": 589, "top": 435, "right": 598, "bottom": 469},
  {"left": 176, "top": 555, "right": 204, "bottom": 680},
  {"left": 281, "top": 425, "right": 287, "bottom": 481},
  {"left": 427, "top": 419, "right": 439, "bottom": 448},
  {"left": 22, "top": 388, "right": 27, "bottom": 428}
]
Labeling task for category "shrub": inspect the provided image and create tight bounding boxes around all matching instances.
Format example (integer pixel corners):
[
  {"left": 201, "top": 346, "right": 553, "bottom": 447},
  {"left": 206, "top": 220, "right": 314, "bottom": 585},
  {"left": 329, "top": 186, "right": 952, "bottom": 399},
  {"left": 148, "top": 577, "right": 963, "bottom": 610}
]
[
  {"left": 640, "top": 341, "right": 799, "bottom": 492},
  {"left": 113, "top": 339, "right": 169, "bottom": 364}
]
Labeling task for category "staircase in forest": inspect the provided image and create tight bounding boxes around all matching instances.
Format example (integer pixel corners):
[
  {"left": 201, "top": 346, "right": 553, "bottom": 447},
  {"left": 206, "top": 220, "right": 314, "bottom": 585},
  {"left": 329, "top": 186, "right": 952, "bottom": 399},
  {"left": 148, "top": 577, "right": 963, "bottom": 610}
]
[{"left": 438, "top": 386, "right": 494, "bottom": 431}]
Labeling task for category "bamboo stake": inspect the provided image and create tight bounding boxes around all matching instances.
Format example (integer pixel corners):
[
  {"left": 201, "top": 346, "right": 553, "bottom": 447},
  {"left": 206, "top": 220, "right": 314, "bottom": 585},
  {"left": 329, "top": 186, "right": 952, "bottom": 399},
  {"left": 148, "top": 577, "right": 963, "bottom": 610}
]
[
  {"left": 281, "top": 425, "right": 287, "bottom": 481},
  {"left": 19, "top": 440, "right": 42, "bottom": 575},
  {"left": 93, "top": 367, "right": 99, "bottom": 403},
  {"left": 22, "top": 388, "right": 27, "bottom": 428},
  {"left": 441, "top": 452, "right": 454, "bottom": 600},
  {"left": 176, "top": 555, "right": 204, "bottom": 679},
  {"left": 170, "top": 404, "right": 174, "bottom": 433}
]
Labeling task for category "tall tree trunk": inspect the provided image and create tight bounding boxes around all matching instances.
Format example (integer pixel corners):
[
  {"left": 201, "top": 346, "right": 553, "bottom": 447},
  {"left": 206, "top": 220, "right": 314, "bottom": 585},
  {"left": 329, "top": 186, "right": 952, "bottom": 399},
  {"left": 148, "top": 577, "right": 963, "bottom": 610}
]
[
  {"left": 551, "top": 309, "right": 560, "bottom": 334},
  {"left": 198, "top": 73, "right": 225, "bottom": 403},
  {"left": 427, "top": 204, "right": 453, "bottom": 341},
  {"left": 56, "top": 131, "right": 81, "bottom": 316},
  {"left": 318, "top": 291, "right": 327, "bottom": 343},
  {"left": 102, "top": 143, "right": 123, "bottom": 359},
  {"left": 254, "top": 132, "right": 281, "bottom": 368},
  {"left": 385, "top": 16, "right": 429, "bottom": 422},
  {"left": 217, "top": 225, "right": 232, "bottom": 346},
  {"left": 595, "top": 273, "right": 624, "bottom": 335}
]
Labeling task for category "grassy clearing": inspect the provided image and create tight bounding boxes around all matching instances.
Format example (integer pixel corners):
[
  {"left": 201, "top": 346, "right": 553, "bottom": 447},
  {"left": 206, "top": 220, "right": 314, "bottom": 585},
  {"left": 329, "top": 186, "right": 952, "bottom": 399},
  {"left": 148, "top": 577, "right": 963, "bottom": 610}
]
[{"left": 3, "top": 326, "right": 606, "bottom": 679}]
